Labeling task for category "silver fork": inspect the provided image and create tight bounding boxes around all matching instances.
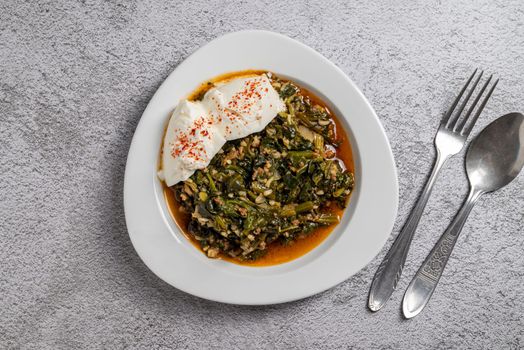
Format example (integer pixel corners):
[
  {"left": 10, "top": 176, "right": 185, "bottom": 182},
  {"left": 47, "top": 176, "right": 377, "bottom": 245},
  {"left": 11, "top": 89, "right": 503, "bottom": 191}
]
[{"left": 368, "top": 69, "right": 498, "bottom": 312}]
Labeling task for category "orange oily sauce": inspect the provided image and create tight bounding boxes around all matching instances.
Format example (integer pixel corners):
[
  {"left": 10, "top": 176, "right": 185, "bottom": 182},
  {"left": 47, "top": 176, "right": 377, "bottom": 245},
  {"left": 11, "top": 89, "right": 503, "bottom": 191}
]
[{"left": 162, "top": 71, "right": 354, "bottom": 266}]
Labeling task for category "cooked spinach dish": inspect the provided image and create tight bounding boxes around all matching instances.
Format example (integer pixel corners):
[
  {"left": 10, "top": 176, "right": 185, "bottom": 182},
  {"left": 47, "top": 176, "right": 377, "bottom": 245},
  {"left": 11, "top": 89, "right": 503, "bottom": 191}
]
[{"left": 172, "top": 75, "right": 354, "bottom": 261}]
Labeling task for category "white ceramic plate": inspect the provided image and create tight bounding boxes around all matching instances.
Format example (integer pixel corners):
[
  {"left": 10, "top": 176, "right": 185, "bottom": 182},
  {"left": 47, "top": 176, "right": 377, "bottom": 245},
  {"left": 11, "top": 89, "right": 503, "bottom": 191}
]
[{"left": 124, "top": 30, "right": 398, "bottom": 305}]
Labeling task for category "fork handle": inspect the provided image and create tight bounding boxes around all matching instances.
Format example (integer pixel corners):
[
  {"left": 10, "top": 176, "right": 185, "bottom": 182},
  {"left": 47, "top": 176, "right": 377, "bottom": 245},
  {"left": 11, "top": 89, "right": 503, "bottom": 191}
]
[
  {"left": 368, "top": 152, "right": 448, "bottom": 312},
  {"left": 402, "top": 187, "right": 483, "bottom": 318}
]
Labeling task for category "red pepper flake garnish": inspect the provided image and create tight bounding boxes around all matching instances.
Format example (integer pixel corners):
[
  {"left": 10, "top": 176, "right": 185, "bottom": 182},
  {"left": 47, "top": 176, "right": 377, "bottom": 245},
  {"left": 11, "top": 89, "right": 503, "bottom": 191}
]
[{"left": 170, "top": 77, "right": 274, "bottom": 164}]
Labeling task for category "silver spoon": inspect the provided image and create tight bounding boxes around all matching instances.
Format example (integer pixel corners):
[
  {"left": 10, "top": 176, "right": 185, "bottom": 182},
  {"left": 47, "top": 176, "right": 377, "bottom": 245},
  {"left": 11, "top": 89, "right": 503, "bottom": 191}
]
[{"left": 403, "top": 112, "right": 524, "bottom": 318}]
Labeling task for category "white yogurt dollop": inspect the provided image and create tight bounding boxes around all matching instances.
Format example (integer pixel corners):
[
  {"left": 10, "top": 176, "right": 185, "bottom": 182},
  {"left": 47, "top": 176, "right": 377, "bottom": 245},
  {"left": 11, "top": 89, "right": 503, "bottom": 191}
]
[{"left": 159, "top": 74, "right": 285, "bottom": 186}]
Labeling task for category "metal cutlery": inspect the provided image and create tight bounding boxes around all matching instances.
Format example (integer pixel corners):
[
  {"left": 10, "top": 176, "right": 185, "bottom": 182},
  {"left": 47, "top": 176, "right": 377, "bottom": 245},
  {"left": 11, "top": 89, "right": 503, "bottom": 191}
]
[
  {"left": 368, "top": 69, "right": 498, "bottom": 312},
  {"left": 403, "top": 112, "right": 524, "bottom": 318}
]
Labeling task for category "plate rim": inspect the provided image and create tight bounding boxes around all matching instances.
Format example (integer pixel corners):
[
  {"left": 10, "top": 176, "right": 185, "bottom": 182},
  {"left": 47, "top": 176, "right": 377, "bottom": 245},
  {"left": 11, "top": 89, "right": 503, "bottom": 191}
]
[{"left": 124, "top": 30, "right": 398, "bottom": 305}]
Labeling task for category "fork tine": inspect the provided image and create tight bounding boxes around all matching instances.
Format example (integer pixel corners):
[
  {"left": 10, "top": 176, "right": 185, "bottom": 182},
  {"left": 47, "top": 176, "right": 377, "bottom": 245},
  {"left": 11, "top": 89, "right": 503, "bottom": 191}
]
[
  {"left": 449, "top": 70, "right": 483, "bottom": 130},
  {"left": 462, "top": 78, "right": 499, "bottom": 136},
  {"left": 441, "top": 69, "right": 478, "bottom": 126},
  {"left": 456, "top": 74, "right": 492, "bottom": 133}
]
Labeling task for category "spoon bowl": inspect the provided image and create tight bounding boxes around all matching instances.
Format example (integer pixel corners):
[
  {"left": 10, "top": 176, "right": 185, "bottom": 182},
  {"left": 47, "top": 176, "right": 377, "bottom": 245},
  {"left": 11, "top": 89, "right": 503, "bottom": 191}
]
[{"left": 466, "top": 112, "right": 524, "bottom": 192}]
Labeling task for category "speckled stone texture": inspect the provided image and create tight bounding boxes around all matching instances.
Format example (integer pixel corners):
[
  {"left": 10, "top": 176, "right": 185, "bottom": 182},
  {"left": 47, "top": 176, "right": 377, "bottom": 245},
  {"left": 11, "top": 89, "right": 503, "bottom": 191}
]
[{"left": 1, "top": 1, "right": 523, "bottom": 349}]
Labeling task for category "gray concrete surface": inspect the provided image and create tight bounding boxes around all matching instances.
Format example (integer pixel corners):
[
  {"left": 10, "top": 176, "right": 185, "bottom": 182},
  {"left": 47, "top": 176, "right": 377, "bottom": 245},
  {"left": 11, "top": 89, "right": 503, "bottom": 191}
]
[{"left": 1, "top": 1, "right": 523, "bottom": 349}]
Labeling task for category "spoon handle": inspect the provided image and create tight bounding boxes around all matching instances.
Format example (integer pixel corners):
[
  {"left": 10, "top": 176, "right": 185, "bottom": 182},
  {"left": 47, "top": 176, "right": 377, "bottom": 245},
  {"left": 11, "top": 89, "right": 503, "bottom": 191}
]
[{"left": 402, "top": 188, "right": 483, "bottom": 318}]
